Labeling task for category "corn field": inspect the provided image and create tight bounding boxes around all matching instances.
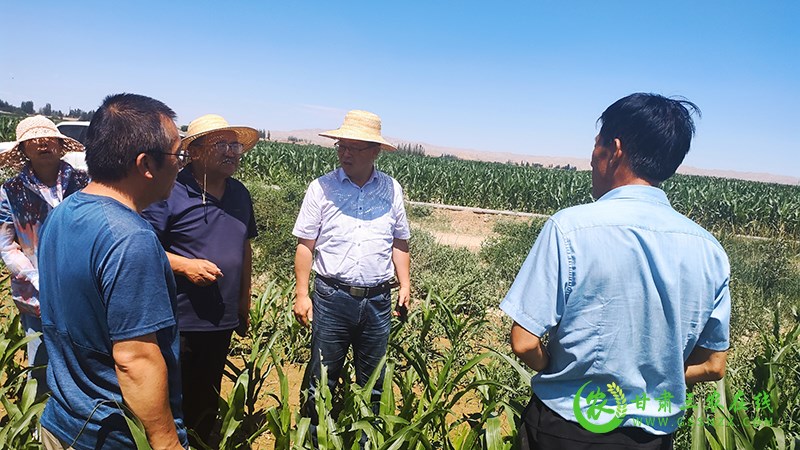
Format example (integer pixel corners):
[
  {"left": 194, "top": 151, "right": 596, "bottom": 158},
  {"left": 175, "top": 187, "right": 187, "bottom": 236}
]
[
  {"left": 2, "top": 274, "right": 798, "bottom": 449},
  {"left": 240, "top": 142, "right": 800, "bottom": 237},
  {"left": 1, "top": 136, "right": 799, "bottom": 448}
]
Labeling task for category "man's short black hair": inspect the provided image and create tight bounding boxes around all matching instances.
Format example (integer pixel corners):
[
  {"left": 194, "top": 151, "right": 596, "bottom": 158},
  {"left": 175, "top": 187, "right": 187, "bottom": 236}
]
[
  {"left": 598, "top": 93, "right": 701, "bottom": 183},
  {"left": 85, "top": 93, "right": 177, "bottom": 182}
]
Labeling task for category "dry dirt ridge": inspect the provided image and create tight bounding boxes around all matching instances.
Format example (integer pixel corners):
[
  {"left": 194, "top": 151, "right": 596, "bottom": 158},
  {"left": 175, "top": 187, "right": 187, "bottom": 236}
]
[{"left": 407, "top": 202, "right": 537, "bottom": 251}]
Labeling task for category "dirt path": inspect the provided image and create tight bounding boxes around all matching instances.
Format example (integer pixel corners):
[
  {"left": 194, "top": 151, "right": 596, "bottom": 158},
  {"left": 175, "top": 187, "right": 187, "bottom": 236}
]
[{"left": 408, "top": 207, "right": 533, "bottom": 251}]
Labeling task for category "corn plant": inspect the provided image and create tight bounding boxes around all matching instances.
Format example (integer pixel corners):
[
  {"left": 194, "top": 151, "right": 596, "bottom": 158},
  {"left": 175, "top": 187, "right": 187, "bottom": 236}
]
[
  {"left": 691, "top": 308, "right": 800, "bottom": 449},
  {"left": 0, "top": 116, "right": 21, "bottom": 142},
  {"left": 0, "top": 304, "right": 47, "bottom": 449},
  {"left": 262, "top": 349, "right": 311, "bottom": 448},
  {"left": 386, "top": 289, "right": 520, "bottom": 447},
  {"left": 215, "top": 281, "right": 303, "bottom": 448},
  {"left": 0, "top": 378, "right": 46, "bottom": 450}
]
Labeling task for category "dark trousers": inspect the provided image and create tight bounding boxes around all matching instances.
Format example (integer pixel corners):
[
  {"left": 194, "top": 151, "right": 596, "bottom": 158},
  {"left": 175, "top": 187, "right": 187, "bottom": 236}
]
[
  {"left": 301, "top": 277, "right": 392, "bottom": 446},
  {"left": 518, "top": 395, "right": 674, "bottom": 450},
  {"left": 179, "top": 329, "right": 233, "bottom": 447}
]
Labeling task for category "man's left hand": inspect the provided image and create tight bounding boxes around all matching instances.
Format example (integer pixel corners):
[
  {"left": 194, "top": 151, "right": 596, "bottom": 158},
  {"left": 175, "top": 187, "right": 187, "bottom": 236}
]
[
  {"left": 235, "top": 311, "right": 249, "bottom": 337},
  {"left": 393, "top": 286, "right": 411, "bottom": 319}
]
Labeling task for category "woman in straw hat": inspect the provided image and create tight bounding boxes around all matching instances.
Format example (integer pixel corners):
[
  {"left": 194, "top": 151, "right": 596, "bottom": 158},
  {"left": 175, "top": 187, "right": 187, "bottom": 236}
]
[
  {"left": 141, "top": 113, "right": 259, "bottom": 446},
  {"left": 0, "top": 115, "right": 89, "bottom": 396}
]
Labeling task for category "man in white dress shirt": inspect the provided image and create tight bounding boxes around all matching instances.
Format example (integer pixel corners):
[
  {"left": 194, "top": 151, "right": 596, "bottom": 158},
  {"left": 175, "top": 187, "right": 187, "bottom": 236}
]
[{"left": 292, "top": 110, "right": 411, "bottom": 440}]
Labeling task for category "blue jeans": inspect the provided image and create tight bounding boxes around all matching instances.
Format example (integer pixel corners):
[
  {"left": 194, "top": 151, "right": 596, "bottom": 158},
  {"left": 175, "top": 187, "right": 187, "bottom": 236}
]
[
  {"left": 20, "top": 313, "right": 49, "bottom": 398},
  {"left": 302, "top": 277, "right": 392, "bottom": 425}
]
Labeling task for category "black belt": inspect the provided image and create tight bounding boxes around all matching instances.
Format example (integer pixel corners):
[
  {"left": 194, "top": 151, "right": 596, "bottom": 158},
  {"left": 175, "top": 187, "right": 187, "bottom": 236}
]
[{"left": 316, "top": 275, "right": 398, "bottom": 298}]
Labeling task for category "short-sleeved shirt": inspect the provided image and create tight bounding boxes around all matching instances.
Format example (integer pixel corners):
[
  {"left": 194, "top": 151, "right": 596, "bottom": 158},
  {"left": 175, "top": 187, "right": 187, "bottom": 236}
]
[
  {"left": 38, "top": 191, "right": 188, "bottom": 449},
  {"left": 500, "top": 185, "right": 730, "bottom": 435},
  {"left": 293, "top": 167, "right": 410, "bottom": 286},
  {"left": 141, "top": 166, "right": 258, "bottom": 332}
]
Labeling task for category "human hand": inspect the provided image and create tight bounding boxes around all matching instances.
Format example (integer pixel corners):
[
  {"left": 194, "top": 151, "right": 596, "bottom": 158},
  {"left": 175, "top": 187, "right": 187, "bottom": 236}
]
[
  {"left": 293, "top": 293, "right": 313, "bottom": 327},
  {"left": 15, "top": 301, "right": 40, "bottom": 318},
  {"left": 393, "top": 286, "right": 411, "bottom": 320},
  {"left": 235, "top": 311, "right": 249, "bottom": 337},
  {"left": 180, "top": 259, "right": 223, "bottom": 286}
]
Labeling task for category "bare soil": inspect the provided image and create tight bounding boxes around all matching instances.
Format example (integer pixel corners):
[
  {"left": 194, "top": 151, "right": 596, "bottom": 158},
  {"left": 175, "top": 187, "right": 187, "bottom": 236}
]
[{"left": 408, "top": 208, "right": 531, "bottom": 251}]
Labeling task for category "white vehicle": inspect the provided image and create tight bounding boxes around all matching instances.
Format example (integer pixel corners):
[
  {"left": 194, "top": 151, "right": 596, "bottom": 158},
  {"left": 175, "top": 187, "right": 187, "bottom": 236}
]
[
  {"left": 56, "top": 121, "right": 89, "bottom": 171},
  {"left": 56, "top": 121, "right": 90, "bottom": 144}
]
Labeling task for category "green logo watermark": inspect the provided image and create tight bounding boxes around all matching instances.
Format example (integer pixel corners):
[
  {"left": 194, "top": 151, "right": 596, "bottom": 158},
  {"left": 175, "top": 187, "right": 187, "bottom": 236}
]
[
  {"left": 572, "top": 380, "right": 775, "bottom": 433},
  {"left": 573, "top": 381, "right": 626, "bottom": 433}
]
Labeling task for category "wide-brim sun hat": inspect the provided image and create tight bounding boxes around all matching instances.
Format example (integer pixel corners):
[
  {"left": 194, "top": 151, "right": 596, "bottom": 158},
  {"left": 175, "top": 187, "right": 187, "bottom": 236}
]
[
  {"left": 0, "top": 115, "right": 84, "bottom": 170},
  {"left": 181, "top": 114, "right": 260, "bottom": 152},
  {"left": 319, "top": 110, "right": 396, "bottom": 151}
]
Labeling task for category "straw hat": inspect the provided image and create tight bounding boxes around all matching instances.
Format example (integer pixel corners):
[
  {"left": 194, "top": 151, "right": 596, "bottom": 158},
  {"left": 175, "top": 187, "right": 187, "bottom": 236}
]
[
  {"left": 181, "top": 114, "right": 260, "bottom": 152},
  {"left": 0, "top": 116, "right": 84, "bottom": 169},
  {"left": 319, "top": 110, "right": 396, "bottom": 151}
]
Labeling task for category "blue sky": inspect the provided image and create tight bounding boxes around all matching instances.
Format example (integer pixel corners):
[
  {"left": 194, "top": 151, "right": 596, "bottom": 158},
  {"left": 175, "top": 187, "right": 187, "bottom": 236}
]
[{"left": 3, "top": 1, "right": 798, "bottom": 176}]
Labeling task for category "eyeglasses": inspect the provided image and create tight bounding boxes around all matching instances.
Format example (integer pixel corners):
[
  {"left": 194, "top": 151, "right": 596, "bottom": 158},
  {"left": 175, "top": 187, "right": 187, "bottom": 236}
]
[
  {"left": 210, "top": 142, "right": 245, "bottom": 155},
  {"left": 334, "top": 141, "right": 379, "bottom": 153},
  {"left": 148, "top": 150, "right": 191, "bottom": 167}
]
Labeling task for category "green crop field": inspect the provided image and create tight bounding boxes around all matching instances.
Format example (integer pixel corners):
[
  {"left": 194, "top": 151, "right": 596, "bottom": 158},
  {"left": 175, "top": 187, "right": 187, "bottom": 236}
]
[
  {"left": 1, "top": 139, "right": 799, "bottom": 449},
  {"left": 240, "top": 142, "right": 800, "bottom": 237}
]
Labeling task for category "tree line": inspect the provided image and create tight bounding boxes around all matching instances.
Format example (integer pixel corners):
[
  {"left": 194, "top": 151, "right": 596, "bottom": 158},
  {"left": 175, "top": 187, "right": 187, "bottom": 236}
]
[{"left": 0, "top": 98, "right": 95, "bottom": 121}]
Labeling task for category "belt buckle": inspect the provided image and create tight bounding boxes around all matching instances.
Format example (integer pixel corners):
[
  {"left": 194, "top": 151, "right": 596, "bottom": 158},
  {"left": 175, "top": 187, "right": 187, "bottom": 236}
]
[{"left": 350, "top": 286, "right": 367, "bottom": 297}]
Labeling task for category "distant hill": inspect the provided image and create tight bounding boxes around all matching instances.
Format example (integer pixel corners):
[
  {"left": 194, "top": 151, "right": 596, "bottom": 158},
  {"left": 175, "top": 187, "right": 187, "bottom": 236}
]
[{"left": 265, "top": 129, "right": 800, "bottom": 186}]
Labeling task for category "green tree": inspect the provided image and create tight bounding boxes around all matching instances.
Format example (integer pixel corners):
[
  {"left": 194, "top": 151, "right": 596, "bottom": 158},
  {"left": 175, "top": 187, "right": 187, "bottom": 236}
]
[{"left": 20, "top": 101, "right": 34, "bottom": 114}]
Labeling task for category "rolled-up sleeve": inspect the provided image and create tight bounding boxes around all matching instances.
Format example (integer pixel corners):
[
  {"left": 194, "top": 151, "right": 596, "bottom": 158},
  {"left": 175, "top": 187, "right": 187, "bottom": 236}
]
[
  {"left": 696, "top": 265, "right": 731, "bottom": 351},
  {"left": 500, "top": 218, "right": 571, "bottom": 338},
  {"left": 392, "top": 182, "right": 411, "bottom": 240},
  {"left": 292, "top": 181, "right": 322, "bottom": 240}
]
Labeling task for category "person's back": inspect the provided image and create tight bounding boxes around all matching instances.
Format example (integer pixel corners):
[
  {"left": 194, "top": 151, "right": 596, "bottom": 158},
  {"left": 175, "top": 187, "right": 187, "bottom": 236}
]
[
  {"left": 515, "top": 184, "right": 729, "bottom": 433},
  {"left": 39, "top": 191, "right": 184, "bottom": 447},
  {"left": 503, "top": 93, "right": 730, "bottom": 449}
]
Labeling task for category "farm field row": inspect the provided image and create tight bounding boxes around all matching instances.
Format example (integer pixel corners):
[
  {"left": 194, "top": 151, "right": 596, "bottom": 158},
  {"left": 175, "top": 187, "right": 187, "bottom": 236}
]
[{"left": 240, "top": 142, "right": 800, "bottom": 238}]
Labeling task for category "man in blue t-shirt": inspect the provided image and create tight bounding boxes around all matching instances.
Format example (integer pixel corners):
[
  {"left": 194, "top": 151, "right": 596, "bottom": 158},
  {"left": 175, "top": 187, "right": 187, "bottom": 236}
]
[
  {"left": 501, "top": 93, "right": 730, "bottom": 449},
  {"left": 141, "top": 114, "right": 258, "bottom": 446},
  {"left": 38, "top": 94, "right": 190, "bottom": 450}
]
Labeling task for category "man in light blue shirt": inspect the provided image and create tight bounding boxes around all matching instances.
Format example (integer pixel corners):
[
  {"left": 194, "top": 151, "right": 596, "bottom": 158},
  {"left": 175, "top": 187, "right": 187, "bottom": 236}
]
[{"left": 501, "top": 93, "right": 730, "bottom": 449}]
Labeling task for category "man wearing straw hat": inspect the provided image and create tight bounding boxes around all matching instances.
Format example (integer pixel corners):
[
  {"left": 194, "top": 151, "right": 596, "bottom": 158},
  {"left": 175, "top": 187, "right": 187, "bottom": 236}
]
[
  {"left": 38, "top": 93, "right": 188, "bottom": 449},
  {"left": 0, "top": 116, "right": 89, "bottom": 398},
  {"left": 292, "top": 110, "right": 411, "bottom": 441},
  {"left": 142, "top": 114, "right": 259, "bottom": 446}
]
